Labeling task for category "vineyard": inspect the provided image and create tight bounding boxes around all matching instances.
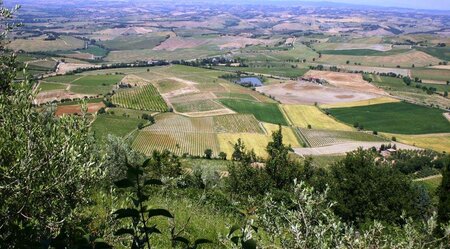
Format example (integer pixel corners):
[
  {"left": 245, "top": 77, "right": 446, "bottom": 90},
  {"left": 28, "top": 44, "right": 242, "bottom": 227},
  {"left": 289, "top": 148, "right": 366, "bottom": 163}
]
[
  {"left": 213, "top": 114, "right": 263, "bottom": 133},
  {"left": 145, "top": 113, "right": 215, "bottom": 133},
  {"left": 172, "top": 99, "right": 225, "bottom": 113},
  {"left": 112, "top": 85, "right": 168, "bottom": 112},
  {"left": 133, "top": 131, "right": 220, "bottom": 157},
  {"left": 297, "top": 128, "right": 385, "bottom": 147}
]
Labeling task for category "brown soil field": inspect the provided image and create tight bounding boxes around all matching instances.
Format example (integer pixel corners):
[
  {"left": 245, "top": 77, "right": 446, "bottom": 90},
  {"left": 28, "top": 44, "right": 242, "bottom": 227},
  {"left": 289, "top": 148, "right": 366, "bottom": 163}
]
[
  {"left": 169, "top": 92, "right": 216, "bottom": 104},
  {"left": 121, "top": 75, "right": 150, "bottom": 87},
  {"left": 293, "top": 142, "right": 419, "bottom": 156},
  {"left": 256, "top": 81, "right": 379, "bottom": 105},
  {"left": 35, "top": 90, "right": 95, "bottom": 105},
  {"left": 55, "top": 102, "right": 105, "bottom": 116},
  {"left": 57, "top": 63, "right": 99, "bottom": 74},
  {"left": 304, "top": 70, "right": 387, "bottom": 95},
  {"left": 182, "top": 108, "right": 235, "bottom": 118},
  {"left": 153, "top": 37, "right": 211, "bottom": 51}
]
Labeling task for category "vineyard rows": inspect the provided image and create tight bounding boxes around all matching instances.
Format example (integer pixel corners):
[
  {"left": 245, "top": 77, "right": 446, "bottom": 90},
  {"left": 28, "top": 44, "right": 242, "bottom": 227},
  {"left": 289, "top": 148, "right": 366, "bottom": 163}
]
[
  {"left": 298, "top": 128, "right": 385, "bottom": 147},
  {"left": 213, "top": 114, "right": 263, "bottom": 133},
  {"left": 112, "top": 85, "right": 168, "bottom": 112},
  {"left": 145, "top": 113, "right": 215, "bottom": 133},
  {"left": 132, "top": 131, "right": 220, "bottom": 157}
]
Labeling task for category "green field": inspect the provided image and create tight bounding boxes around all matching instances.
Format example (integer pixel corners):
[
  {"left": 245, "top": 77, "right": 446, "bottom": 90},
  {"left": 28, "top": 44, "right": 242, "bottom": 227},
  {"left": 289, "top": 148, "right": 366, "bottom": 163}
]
[
  {"left": 81, "top": 45, "right": 109, "bottom": 57},
  {"left": 38, "top": 82, "right": 67, "bottom": 91},
  {"left": 219, "top": 99, "right": 287, "bottom": 125},
  {"left": 327, "top": 102, "right": 450, "bottom": 134},
  {"left": 416, "top": 47, "right": 450, "bottom": 61},
  {"left": 91, "top": 114, "right": 144, "bottom": 139},
  {"left": 45, "top": 75, "right": 81, "bottom": 83},
  {"left": 112, "top": 85, "right": 168, "bottom": 112},
  {"left": 71, "top": 74, "right": 124, "bottom": 95},
  {"left": 100, "top": 34, "right": 168, "bottom": 51}
]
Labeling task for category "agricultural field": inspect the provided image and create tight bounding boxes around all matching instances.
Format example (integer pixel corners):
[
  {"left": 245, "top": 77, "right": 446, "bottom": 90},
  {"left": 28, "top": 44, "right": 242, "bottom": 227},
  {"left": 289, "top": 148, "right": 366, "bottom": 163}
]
[
  {"left": 217, "top": 133, "right": 271, "bottom": 158},
  {"left": 91, "top": 114, "right": 144, "bottom": 140},
  {"left": 172, "top": 99, "right": 224, "bottom": 113},
  {"left": 320, "top": 97, "right": 400, "bottom": 109},
  {"left": 298, "top": 128, "right": 385, "bottom": 147},
  {"left": 41, "top": 74, "right": 124, "bottom": 96},
  {"left": 112, "top": 85, "right": 168, "bottom": 112},
  {"left": 263, "top": 123, "right": 301, "bottom": 147},
  {"left": 282, "top": 105, "right": 353, "bottom": 131},
  {"left": 7, "top": 35, "right": 85, "bottom": 52},
  {"left": 327, "top": 102, "right": 450, "bottom": 134},
  {"left": 411, "top": 69, "right": 450, "bottom": 83},
  {"left": 219, "top": 99, "right": 288, "bottom": 125},
  {"left": 381, "top": 133, "right": 450, "bottom": 153},
  {"left": 213, "top": 114, "right": 263, "bottom": 133}
]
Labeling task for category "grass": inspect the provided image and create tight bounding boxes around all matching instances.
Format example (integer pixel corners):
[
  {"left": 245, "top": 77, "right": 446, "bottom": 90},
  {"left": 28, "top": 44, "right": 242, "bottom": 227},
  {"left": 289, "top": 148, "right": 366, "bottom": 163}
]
[
  {"left": 44, "top": 75, "right": 82, "bottom": 83},
  {"left": 81, "top": 45, "right": 109, "bottom": 57},
  {"left": 155, "top": 79, "right": 186, "bottom": 94},
  {"left": 107, "top": 108, "right": 157, "bottom": 119},
  {"left": 100, "top": 34, "right": 168, "bottom": 51},
  {"left": 282, "top": 105, "right": 353, "bottom": 131},
  {"left": 71, "top": 74, "right": 124, "bottom": 95},
  {"left": 219, "top": 99, "right": 287, "bottom": 125},
  {"left": 327, "top": 102, "right": 450, "bottom": 134},
  {"left": 320, "top": 97, "right": 400, "bottom": 109},
  {"left": 38, "top": 82, "right": 67, "bottom": 91},
  {"left": 415, "top": 175, "right": 443, "bottom": 196},
  {"left": 112, "top": 85, "right": 168, "bottom": 112},
  {"left": 91, "top": 114, "right": 144, "bottom": 140},
  {"left": 214, "top": 65, "right": 309, "bottom": 78},
  {"left": 381, "top": 133, "right": 450, "bottom": 153}
]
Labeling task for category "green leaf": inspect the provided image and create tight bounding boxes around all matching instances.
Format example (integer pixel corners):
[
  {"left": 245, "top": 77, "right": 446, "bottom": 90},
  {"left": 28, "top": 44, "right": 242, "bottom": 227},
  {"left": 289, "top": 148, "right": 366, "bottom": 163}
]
[
  {"left": 114, "top": 179, "right": 134, "bottom": 188},
  {"left": 114, "top": 228, "right": 134, "bottom": 236},
  {"left": 144, "top": 225, "right": 161, "bottom": 235},
  {"left": 173, "top": 236, "right": 190, "bottom": 245},
  {"left": 113, "top": 208, "right": 139, "bottom": 219},
  {"left": 127, "top": 166, "right": 143, "bottom": 177},
  {"left": 228, "top": 224, "right": 240, "bottom": 237},
  {"left": 144, "top": 179, "right": 163, "bottom": 186},
  {"left": 147, "top": 209, "right": 174, "bottom": 219},
  {"left": 230, "top": 236, "right": 239, "bottom": 245},
  {"left": 242, "top": 239, "right": 257, "bottom": 249},
  {"left": 93, "top": 239, "right": 113, "bottom": 249}
]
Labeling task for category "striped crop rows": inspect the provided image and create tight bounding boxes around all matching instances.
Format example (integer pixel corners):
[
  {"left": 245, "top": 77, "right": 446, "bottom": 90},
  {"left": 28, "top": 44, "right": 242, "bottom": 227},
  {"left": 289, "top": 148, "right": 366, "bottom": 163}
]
[{"left": 112, "top": 85, "right": 168, "bottom": 112}]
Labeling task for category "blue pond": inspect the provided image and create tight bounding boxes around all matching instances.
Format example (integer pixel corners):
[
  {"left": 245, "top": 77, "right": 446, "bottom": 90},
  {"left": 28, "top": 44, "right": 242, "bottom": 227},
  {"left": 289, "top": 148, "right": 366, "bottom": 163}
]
[{"left": 236, "top": 77, "right": 263, "bottom": 87}]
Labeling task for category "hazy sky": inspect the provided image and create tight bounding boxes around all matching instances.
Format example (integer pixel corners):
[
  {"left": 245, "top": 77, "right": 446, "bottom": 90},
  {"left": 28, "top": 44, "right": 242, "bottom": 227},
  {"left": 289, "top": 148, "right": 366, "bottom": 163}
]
[{"left": 302, "top": 0, "right": 450, "bottom": 10}]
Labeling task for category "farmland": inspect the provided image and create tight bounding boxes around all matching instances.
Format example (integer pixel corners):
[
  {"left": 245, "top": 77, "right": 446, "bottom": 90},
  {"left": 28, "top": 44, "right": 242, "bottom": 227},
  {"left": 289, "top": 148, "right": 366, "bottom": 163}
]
[
  {"left": 219, "top": 99, "right": 288, "bottom": 125},
  {"left": 213, "top": 114, "right": 264, "bottom": 133},
  {"left": 91, "top": 114, "right": 144, "bottom": 140},
  {"left": 298, "top": 128, "right": 386, "bottom": 147},
  {"left": 283, "top": 105, "right": 353, "bottom": 131},
  {"left": 112, "top": 85, "right": 168, "bottom": 112},
  {"left": 327, "top": 102, "right": 450, "bottom": 134}
]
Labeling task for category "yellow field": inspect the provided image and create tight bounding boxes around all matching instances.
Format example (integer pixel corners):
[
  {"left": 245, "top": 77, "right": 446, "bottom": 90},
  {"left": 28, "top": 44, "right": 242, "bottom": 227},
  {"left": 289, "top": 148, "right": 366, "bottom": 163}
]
[
  {"left": 282, "top": 104, "right": 353, "bottom": 131},
  {"left": 262, "top": 123, "right": 301, "bottom": 147},
  {"left": 8, "top": 35, "right": 85, "bottom": 52},
  {"left": 217, "top": 133, "right": 271, "bottom": 158},
  {"left": 381, "top": 133, "right": 450, "bottom": 153},
  {"left": 320, "top": 97, "right": 400, "bottom": 109}
]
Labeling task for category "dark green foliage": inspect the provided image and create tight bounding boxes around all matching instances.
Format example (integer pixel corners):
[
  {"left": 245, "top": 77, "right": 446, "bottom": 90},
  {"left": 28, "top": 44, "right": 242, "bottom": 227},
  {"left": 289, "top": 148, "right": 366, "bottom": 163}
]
[
  {"left": 148, "top": 150, "right": 182, "bottom": 178},
  {"left": 388, "top": 150, "right": 445, "bottom": 175},
  {"left": 326, "top": 149, "right": 424, "bottom": 225},
  {"left": 219, "top": 152, "right": 227, "bottom": 160},
  {"left": 265, "top": 126, "right": 301, "bottom": 189},
  {"left": 204, "top": 149, "right": 213, "bottom": 159},
  {"left": 438, "top": 156, "right": 450, "bottom": 226}
]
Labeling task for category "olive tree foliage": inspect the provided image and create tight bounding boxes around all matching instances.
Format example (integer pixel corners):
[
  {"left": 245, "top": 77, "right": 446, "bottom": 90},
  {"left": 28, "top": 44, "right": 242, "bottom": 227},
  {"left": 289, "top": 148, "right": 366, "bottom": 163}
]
[
  {"left": 258, "top": 181, "right": 450, "bottom": 249},
  {"left": 0, "top": 3, "right": 103, "bottom": 247}
]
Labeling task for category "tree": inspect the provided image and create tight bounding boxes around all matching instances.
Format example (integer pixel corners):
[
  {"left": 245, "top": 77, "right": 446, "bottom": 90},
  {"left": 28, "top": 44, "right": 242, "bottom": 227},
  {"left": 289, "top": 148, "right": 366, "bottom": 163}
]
[
  {"left": 265, "top": 126, "right": 302, "bottom": 189},
  {"left": 204, "top": 149, "right": 213, "bottom": 159},
  {"left": 219, "top": 152, "right": 227, "bottom": 160},
  {"left": 326, "top": 149, "right": 422, "bottom": 225},
  {"left": 438, "top": 156, "right": 450, "bottom": 227}
]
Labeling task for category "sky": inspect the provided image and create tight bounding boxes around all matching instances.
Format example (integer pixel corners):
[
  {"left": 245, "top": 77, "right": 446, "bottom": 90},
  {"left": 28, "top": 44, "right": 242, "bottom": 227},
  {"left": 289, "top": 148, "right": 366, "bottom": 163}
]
[{"left": 301, "top": 0, "right": 450, "bottom": 10}]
